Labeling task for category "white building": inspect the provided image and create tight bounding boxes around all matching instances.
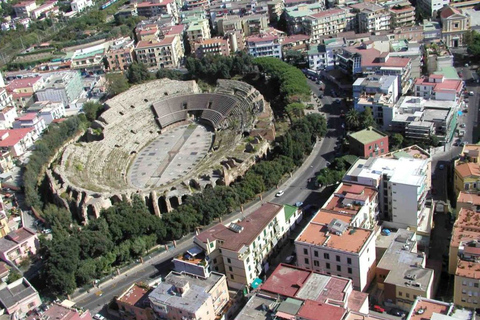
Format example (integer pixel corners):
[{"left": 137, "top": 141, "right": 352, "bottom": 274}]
[
  {"left": 344, "top": 156, "right": 431, "bottom": 233},
  {"left": 414, "top": 74, "right": 463, "bottom": 102},
  {"left": 0, "top": 107, "right": 18, "bottom": 129},
  {"left": 353, "top": 74, "right": 399, "bottom": 129},
  {"left": 26, "top": 101, "right": 65, "bottom": 125},
  {"left": 71, "top": 0, "right": 93, "bottom": 12},
  {"left": 350, "top": 2, "right": 391, "bottom": 33},
  {"left": 194, "top": 203, "right": 297, "bottom": 289},
  {"left": 13, "top": 113, "right": 46, "bottom": 139},
  {"left": 308, "top": 38, "right": 344, "bottom": 71},
  {"left": 246, "top": 33, "right": 282, "bottom": 59},
  {"left": 0, "top": 89, "right": 13, "bottom": 111},
  {"left": 294, "top": 210, "right": 377, "bottom": 291},
  {"left": 417, "top": 0, "right": 450, "bottom": 17},
  {"left": 35, "top": 71, "right": 83, "bottom": 107}
]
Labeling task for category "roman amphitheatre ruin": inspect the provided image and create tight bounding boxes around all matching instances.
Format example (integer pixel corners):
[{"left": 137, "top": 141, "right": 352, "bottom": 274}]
[{"left": 47, "top": 78, "right": 275, "bottom": 223}]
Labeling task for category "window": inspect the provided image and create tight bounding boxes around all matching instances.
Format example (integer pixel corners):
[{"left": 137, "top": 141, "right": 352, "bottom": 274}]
[
  {"left": 304, "top": 248, "right": 308, "bottom": 255},
  {"left": 230, "top": 274, "right": 234, "bottom": 280},
  {"left": 326, "top": 263, "right": 331, "bottom": 269},
  {"left": 369, "top": 145, "right": 372, "bottom": 150},
  {"left": 227, "top": 258, "right": 231, "bottom": 264},
  {"left": 314, "top": 260, "right": 320, "bottom": 267},
  {"left": 324, "top": 253, "right": 330, "bottom": 259},
  {"left": 305, "top": 258, "right": 309, "bottom": 264},
  {"left": 380, "top": 141, "right": 384, "bottom": 146},
  {"left": 348, "top": 267, "right": 352, "bottom": 274},
  {"left": 314, "top": 250, "right": 319, "bottom": 257},
  {"left": 336, "top": 255, "right": 340, "bottom": 262},
  {"left": 347, "top": 258, "right": 352, "bottom": 264},
  {"left": 475, "top": 283, "right": 479, "bottom": 288},
  {"left": 229, "top": 266, "right": 233, "bottom": 272},
  {"left": 337, "top": 265, "right": 341, "bottom": 272},
  {"left": 209, "top": 242, "right": 214, "bottom": 248},
  {"left": 399, "top": 291, "right": 402, "bottom": 296}
]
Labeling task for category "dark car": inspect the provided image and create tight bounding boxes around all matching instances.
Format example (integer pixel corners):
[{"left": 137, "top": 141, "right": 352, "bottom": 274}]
[{"left": 389, "top": 308, "right": 406, "bottom": 317}]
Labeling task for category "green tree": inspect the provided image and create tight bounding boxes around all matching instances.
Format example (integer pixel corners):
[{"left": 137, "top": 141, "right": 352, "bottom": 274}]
[
  {"left": 127, "top": 62, "right": 151, "bottom": 84},
  {"left": 82, "top": 101, "right": 104, "bottom": 122},
  {"left": 345, "top": 109, "right": 360, "bottom": 130},
  {"left": 430, "top": 134, "right": 440, "bottom": 147},
  {"left": 106, "top": 73, "right": 130, "bottom": 96},
  {"left": 360, "top": 108, "right": 377, "bottom": 128},
  {"left": 285, "top": 102, "right": 305, "bottom": 120},
  {"left": 6, "top": 270, "right": 22, "bottom": 284},
  {"left": 390, "top": 133, "right": 404, "bottom": 149}
]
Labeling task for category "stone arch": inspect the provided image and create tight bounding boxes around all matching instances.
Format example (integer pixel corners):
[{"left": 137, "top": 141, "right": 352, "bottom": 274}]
[
  {"left": 87, "top": 205, "right": 96, "bottom": 221},
  {"left": 170, "top": 196, "right": 180, "bottom": 209},
  {"left": 158, "top": 196, "right": 168, "bottom": 213}
]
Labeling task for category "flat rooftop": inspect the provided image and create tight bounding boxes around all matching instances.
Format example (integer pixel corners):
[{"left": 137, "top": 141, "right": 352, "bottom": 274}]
[
  {"left": 196, "top": 202, "right": 283, "bottom": 252},
  {"left": 377, "top": 229, "right": 424, "bottom": 272},
  {"left": 234, "top": 293, "right": 277, "bottom": 320},
  {"left": 381, "top": 145, "right": 430, "bottom": 160},
  {"left": 117, "top": 283, "right": 150, "bottom": 307},
  {"left": 407, "top": 297, "right": 453, "bottom": 320},
  {"left": 261, "top": 264, "right": 350, "bottom": 304},
  {"left": 149, "top": 271, "right": 223, "bottom": 313},
  {"left": 349, "top": 127, "right": 387, "bottom": 145},
  {"left": 384, "top": 266, "right": 433, "bottom": 290}
]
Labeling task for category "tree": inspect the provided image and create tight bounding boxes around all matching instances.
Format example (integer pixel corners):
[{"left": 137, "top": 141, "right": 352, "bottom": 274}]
[
  {"left": 390, "top": 133, "right": 404, "bottom": 149},
  {"left": 430, "top": 134, "right": 440, "bottom": 147},
  {"left": 285, "top": 102, "right": 305, "bottom": 120},
  {"left": 82, "top": 101, "right": 104, "bottom": 122},
  {"left": 345, "top": 109, "right": 360, "bottom": 130},
  {"left": 127, "top": 62, "right": 151, "bottom": 84},
  {"left": 360, "top": 108, "right": 376, "bottom": 128},
  {"left": 106, "top": 73, "right": 130, "bottom": 96},
  {"left": 465, "top": 30, "right": 480, "bottom": 59},
  {"left": 6, "top": 270, "right": 22, "bottom": 284}
]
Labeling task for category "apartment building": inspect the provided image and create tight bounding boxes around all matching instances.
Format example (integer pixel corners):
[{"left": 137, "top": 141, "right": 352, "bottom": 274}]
[
  {"left": 415, "top": 73, "right": 464, "bottom": 102},
  {"left": 184, "top": 0, "right": 209, "bottom": 10},
  {"left": 353, "top": 74, "right": 399, "bottom": 129},
  {"left": 0, "top": 128, "right": 35, "bottom": 157},
  {"left": 285, "top": 3, "right": 325, "bottom": 35},
  {"left": 134, "top": 35, "right": 184, "bottom": 70},
  {"left": 135, "top": 22, "right": 161, "bottom": 42},
  {"left": 294, "top": 211, "right": 377, "bottom": 291},
  {"left": 321, "top": 183, "right": 379, "bottom": 229},
  {"left": 5, "top": 75, "right": 44, "bottom": 108},
  {"left": 13, "top": 113, "right": 46, "bottom": 139},
  {"left": 457, "top": 191, "right": 480, "bottom": 214},
  {"left": 136, "top": 0, "right": 178, "bottom": 21},
  {"left": 71, "top": 44, "right": 106, "bottom": 73},
  {"left": 26, "top": 101, "right": 65, "bottom": 125},
  {"left": 0, "top": 278, "right": 41, "bottom": 317},
  {"left": 344, "top": 155, "right": 431, "bottom": 232},
  {"left": 0, "top": 88, "right": 13, "bottom": 111},
  {"left": 185, "top": 17, "right": 211, "bottom": 47},
  {"left": 307, "top": 39, "right": 343, "bottom": 71},
  {"left": 450, "top": 207, "right": 480, "bottom": 308},
  {"left": 106, "top": 37, "right": 135, "bottom": 71},
  {"left": 348, "top": 127, "right": 389, "bottom": 158},
  {"left": 35, "top": 71, "right": 83, "bottom": 107},
  {"left": 303, "top": 9, "right": 348, "bottom": 43},
  {"left": 13, "top": 1, "right": 37, "bottom": 18},
  {"left": 389, "top": 3, "right": 416, "bottom": 28},
  {"left": 0, "top": 107, "right": 18, "bottom": 129},
  {"left": 454, "top": 144, "right": 480, "bottom": 196},
  {"left": 148, "top": 271, "right": 229, "bottom": 320},
  {"left": 117, "top": 283, "right": 154, "bottom": 320},
  {"left": 216, "top": 14, "right": 269, "bottom": 37},
  {"left": 260, "top": 264, "right": 369, "bottom": 313},
  {"left": 440, "top": 6, "right": 470, "bottom": 48},
  {"left": 351, "top": 3, "right": 391, "bottom": 33},
  {"left": 193, "top": 37, "right": 230, "bottom": 58},
  {"left": 406, "top": 297, "right": 454, "bottom": 320},
  {"left": 31, "top": 0, "right": 57, "bottom": 20},
  {"left": 246, "top": 32, "right": 283, "bottom": 59},
  {"left": 194, "top": 203, "right": 289, "bottom": 289},
  {"left": 0, "top": 227, "right": 38, "bottom": 266},
  {"left": 25, "top": 303, "right": 93, "bottom": 320},
  {"left": 376, "top": 229, "right": 434, "bottom": 310},
  {"left": 391, "top": 96, "right": 458, "bottom": 143},
  {"left": 417, "top": 0, "right": 450, "bottom": 17}
]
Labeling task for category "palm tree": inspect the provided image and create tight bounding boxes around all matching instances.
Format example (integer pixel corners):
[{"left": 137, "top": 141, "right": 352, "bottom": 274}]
[{"left": 345, "top": 109, "right": 360, "bottom": 130}]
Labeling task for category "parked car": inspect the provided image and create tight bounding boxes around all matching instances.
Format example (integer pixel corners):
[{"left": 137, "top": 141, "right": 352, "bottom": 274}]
[
  {"left": 285, "top": 255, "right": 295, "bottom": 264},
  {"left": 94, "top": 314, "right": 106, "bottom": 320},
  {"left": 276, "top": 190, "right": 285, "bottom": 197},
  {"left": 460, "top": 123, "right": 466, "bottom": 128},
  {"left": 389, "top": 308, "right": 406, "bottom": 317},
  {"left": 469, "top": 91, "right": 475, "bottom": 96},
  {"left": 373, "top": 305, "right": 385, "bottom": 313},
  {"left": 295, "top": 201, "right": 304, "bottom": 207}
]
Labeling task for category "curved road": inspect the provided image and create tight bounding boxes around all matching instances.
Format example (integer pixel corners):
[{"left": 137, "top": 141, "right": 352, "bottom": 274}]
[{"left": 74, "top": 78, "right": 344, "bottom": 315}]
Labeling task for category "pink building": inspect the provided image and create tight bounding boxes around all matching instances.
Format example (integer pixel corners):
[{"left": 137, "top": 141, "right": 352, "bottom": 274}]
[
  {"left": 0, "top": 278, "right": 41, "bottom": 316},
  {"left": 0, "top": 128, "right": 35, "bottom": 157},
  {"left": 26, "top": 303, "right": 93, "bottom": 320},
  {"left": 0, "top": 227, "right": 39, "bottom": 266}
]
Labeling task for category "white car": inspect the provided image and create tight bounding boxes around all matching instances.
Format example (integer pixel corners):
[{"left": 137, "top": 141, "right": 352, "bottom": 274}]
[
  {"left": 469, "top": 91, "right": 474, "bottom": 96},
  {"left": 94, "top": 314, "right": 105, "bottom": 320},
  {"left": 276, "top": 190, "right": 285, "bottom": 197}
]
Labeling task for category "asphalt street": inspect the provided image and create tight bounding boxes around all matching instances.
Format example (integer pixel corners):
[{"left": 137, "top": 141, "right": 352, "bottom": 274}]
[{"left": 74, "top": 77, "right": 345, "bottom": 316}]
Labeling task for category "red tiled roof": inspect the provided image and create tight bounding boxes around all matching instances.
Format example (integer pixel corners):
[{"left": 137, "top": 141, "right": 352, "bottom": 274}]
[
  {"left": 0, "top": 128, "right": 33, "bottom": 147},
  {"left": 309, "top": 8, "right": 345, "bottom": 19},
  {"left": 247, "top": 35, "right": 278, "bottom": 43},
  {"left": 16, "top": 113, "right": 37, "bottom": 121},
  {"left": 6, "top": 76, "right": 42, "bottom": 91},
  {"left": 297, "top": 300, "right": 346, "bottom": 320},
  {"left": 163, "top": 24, "right": 185, "bottom": 36},
  {"left": 136, "top": 37, "right": 175, "bottom": 49},
  {"left": 440, "top": 6, "right": 461, "bottom": 19},
  {"left": 456, "top": 162, "right": 480, "bottom": 178},
  {"left": 12, "top": 92, "right": 33, "bottom": 99},
  {"left": 196, "top": 203, "right": 283, "bottom": 251},
  {"left": 282, "top": 34, "right": 310, "bottom": 45}
]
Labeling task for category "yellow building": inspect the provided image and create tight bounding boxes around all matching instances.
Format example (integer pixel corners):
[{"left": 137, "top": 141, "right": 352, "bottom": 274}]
[
  {"left": 454, "top": 145, "right": 480, "bottom": 196},
  {"left": 0, "top": 195, "right": 10, "bottom": 238}
]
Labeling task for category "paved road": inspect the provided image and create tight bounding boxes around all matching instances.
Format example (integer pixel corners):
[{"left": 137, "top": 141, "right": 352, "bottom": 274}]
[{"left": 74, "top": 78, "right": 344, "bottom": 315}]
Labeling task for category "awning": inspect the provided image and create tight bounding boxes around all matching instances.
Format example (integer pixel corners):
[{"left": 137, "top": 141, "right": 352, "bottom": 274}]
[
  {"left": 251, "top": 277, "right": 263, "bottom": 289},
  {"left": 458, "top": 111, "right": 463, "bottom": 116}
]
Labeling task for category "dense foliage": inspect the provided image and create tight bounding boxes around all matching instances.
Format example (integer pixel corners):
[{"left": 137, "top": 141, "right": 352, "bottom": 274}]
[
  {"left": 40, "top": 113, "right": 326, "bottom": 296},
  {"left": 185, "top": 52, "right": 255, "bottom": 82},
  {"left": 465, "top": 30, "right": 480, "bottom": 59},
  {"left": 316, "top": 156, "right": 357, "bottom": 187},
  {"left": 24, "top": 116, "right": 88, "bottom": 210}
]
